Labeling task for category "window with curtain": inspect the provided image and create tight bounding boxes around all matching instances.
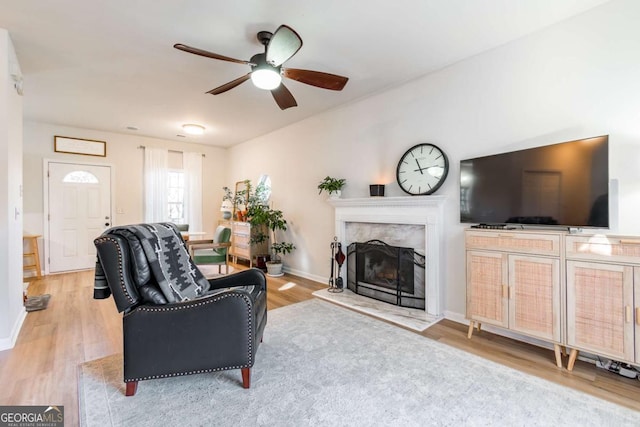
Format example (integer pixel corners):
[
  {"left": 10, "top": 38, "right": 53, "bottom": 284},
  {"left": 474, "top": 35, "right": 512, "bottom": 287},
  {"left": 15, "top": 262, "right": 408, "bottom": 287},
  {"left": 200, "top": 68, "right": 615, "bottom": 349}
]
[
  {"left": 144, "top": 147, "right": 168, "bottom": 222},
  {"left": 182, "top": 152, "right": 203, "bottom": 231},
  {"left": 167, "top": 170, "right": 185, "bottom": 223},
  {"left": 143, "top": 147, "right": 202, "bottom": 230}
]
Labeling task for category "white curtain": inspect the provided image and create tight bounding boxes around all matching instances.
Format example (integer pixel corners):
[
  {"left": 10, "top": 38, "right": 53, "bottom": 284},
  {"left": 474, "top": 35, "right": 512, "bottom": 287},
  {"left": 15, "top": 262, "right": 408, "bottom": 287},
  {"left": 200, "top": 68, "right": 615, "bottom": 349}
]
[
  {"left": 183, "top": 151, "right": 203, "bottom": 231},
  {"left": 144, "top": 147, "right": 168, "bottom": 222}
]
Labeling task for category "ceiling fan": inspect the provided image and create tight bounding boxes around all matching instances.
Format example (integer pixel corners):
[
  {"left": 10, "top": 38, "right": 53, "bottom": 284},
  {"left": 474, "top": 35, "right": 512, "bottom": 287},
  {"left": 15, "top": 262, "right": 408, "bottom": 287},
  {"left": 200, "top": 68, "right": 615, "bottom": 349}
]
[{"left": 174, "top": 25, "right": 349, "bottom": 110}]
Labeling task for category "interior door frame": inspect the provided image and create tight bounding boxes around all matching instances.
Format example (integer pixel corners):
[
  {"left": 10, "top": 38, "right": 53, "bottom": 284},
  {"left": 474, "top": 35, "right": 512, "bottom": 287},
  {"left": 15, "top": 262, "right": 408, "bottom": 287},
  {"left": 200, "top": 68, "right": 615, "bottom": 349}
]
[{"left": 43, "top": 158, "right": 116, "bottom": 274}]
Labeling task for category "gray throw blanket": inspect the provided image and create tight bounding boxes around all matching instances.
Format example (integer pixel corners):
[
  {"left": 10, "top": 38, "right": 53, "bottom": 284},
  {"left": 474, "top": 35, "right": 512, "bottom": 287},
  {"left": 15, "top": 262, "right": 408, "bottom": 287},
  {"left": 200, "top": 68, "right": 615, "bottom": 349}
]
[{"left": 97, "top": 223, "right": 210, "bottom": 303}]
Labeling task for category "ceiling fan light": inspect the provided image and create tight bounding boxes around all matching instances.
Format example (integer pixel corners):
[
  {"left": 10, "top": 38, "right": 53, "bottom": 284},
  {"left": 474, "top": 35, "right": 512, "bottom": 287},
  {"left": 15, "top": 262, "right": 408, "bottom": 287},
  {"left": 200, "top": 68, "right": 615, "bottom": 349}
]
[
  {"left": 251, "top": 69, "right": 282, "bottom": 90},
  {"left": 182, "top": 124, "right": 205, "bottom": 135}
]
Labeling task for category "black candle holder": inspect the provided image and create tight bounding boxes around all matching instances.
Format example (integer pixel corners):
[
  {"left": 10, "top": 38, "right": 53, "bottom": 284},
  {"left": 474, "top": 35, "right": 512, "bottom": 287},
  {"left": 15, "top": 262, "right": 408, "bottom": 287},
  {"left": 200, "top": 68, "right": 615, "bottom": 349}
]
[{"left": 369, "top": 184, "right": 385, "bottom": 197}]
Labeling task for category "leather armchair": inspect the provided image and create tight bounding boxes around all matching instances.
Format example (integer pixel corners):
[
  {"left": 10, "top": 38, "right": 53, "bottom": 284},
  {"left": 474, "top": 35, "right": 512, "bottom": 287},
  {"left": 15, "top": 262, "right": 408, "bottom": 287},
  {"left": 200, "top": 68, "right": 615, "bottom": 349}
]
[{"left": 93, "top": 224, "right": 267, "bottom": 396}]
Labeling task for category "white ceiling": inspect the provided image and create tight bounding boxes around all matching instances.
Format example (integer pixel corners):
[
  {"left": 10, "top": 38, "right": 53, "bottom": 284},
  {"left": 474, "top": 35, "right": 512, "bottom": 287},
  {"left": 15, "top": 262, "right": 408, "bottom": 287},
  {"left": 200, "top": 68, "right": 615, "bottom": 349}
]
[{"left": 2, "top": 0, "right": 610, "bottom": 147}]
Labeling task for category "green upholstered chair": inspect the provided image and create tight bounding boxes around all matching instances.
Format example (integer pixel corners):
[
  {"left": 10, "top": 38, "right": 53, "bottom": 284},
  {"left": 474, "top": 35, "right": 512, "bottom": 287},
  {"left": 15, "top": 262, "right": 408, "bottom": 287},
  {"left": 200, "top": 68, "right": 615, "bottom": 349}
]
[{"left": 190, "top": 226, "right": 232, "bottom": 274}]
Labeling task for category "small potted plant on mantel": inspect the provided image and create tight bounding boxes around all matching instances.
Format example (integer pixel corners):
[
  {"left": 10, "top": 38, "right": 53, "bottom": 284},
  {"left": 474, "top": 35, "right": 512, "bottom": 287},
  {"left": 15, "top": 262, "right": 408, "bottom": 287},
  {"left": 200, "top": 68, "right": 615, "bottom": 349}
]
[{"left": 317, "top": 176, "right": 346, "bottom": 199}]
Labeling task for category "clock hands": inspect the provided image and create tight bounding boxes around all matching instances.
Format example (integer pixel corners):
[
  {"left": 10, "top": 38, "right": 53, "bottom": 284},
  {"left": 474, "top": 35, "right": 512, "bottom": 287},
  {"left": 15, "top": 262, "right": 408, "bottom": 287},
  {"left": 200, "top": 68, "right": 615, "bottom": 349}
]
[{"left": 415, "top": 159, "right": 443, "bottom": 176}]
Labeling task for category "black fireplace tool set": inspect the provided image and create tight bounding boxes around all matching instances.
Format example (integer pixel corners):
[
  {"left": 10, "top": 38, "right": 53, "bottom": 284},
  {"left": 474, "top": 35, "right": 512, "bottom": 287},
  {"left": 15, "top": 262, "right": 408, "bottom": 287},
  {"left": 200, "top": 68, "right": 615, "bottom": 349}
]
[{"left": 328, "top": 237, "right": 345, "bottom": 293}]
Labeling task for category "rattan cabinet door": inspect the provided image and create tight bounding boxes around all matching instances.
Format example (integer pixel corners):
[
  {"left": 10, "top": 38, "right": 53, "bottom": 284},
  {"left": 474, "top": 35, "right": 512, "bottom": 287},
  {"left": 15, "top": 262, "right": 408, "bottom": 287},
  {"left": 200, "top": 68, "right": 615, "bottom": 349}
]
[
  {"left": 466, "top": 250, "right": 509, "bottom": 328},
  {"left": 508, "top": 255, "right": 560, "bottom": 342},
  {"left": 567, "top": 260, "right": 634, "bottom": 362}
]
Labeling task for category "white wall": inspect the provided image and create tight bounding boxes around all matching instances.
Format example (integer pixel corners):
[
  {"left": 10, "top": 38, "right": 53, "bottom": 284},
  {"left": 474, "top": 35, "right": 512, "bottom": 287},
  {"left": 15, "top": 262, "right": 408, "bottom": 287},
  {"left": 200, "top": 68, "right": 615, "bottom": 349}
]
[
  {"left": 23, "top": 122, "right": 230, "bottom": 271},
  {"left": 0, "top": 29, "right": 25, "bottom": 351},
  {"left": 229, "top": 0, "right": 640, "bottom": 315}
]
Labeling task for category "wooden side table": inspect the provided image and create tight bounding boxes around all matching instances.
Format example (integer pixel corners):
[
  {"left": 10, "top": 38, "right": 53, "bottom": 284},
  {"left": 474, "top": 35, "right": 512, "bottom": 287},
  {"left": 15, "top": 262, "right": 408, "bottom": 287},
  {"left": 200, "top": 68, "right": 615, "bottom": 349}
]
[{"left": 23, "top": 234, "right": 42, "bottom": 278}]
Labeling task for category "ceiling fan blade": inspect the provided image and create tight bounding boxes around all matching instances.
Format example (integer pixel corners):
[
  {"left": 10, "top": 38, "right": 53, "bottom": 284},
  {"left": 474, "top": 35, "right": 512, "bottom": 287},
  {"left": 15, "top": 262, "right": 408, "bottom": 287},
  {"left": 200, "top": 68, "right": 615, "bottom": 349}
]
[
  {"left": 283, "top": 68, "right": 348, "bottom": 91},
  {"left": 266, "top": 25, "right": 303, "bottom": 67},
  {"left": 174, "top": 43, "right": 250, "bottom": 65},
  {"left": 206, "top": 74, "right": 251, "bottom": 95},
  {"left": 271, "top": 83, "right": 297, "bottom": 110}
]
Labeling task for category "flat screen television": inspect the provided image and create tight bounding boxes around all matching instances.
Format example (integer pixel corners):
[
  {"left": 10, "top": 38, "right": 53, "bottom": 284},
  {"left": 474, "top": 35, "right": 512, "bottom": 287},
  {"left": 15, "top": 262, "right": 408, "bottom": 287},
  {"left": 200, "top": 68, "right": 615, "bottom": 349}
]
[{"left": 460, "top": 135, "right": 609, "bottom": 228}]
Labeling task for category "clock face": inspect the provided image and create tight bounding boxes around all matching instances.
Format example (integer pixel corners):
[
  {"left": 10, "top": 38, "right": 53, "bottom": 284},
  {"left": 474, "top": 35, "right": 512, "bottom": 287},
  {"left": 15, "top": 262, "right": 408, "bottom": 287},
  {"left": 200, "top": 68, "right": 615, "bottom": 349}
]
[{"left": 396, "top": 143, "right": 449, "bottom": 195}]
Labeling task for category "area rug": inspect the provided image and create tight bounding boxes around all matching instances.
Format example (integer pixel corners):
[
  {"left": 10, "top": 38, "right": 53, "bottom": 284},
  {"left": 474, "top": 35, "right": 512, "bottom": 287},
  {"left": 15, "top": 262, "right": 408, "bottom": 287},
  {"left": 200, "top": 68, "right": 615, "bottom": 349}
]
[
  {"left": 78, "top": 300, "right": 640, "bottom": 426},
  {"left": 25, "top": 294, "right": 50, "bottom": 312}
]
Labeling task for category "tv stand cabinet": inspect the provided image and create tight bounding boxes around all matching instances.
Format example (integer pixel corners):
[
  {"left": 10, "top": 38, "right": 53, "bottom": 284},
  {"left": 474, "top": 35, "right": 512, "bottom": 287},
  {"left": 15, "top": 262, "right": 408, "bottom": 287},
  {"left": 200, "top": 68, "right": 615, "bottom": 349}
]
[
  {"left": 465, "top": 229, "right": 563, "bottom": 368},
  {"left": 466, "top": 228, "right": 640, "bottom": 371}
]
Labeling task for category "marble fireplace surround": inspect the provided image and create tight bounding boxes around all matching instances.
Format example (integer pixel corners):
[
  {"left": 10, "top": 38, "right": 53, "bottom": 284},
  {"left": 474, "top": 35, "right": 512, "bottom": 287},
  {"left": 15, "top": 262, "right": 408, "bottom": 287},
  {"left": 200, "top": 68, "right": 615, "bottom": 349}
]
[{"left": 314, "top": 196, "right": 446, "bottom": 330}]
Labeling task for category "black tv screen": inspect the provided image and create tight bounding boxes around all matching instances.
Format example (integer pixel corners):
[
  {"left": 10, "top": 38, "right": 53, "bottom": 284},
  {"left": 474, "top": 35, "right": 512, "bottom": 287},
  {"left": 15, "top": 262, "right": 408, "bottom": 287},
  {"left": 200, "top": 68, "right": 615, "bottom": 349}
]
[{"left": 460, "top": 135, "right": 609, "bottom": 228}]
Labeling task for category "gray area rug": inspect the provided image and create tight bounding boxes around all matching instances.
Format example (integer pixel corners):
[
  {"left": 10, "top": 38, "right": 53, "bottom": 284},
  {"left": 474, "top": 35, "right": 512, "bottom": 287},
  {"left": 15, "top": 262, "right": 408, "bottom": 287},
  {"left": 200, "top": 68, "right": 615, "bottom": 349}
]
[
  {"left": 78, "top": 299, "right": 640, "bottom": 426},
  {"left": 25, "top": 294, "right": 50, "bottom": 312}
]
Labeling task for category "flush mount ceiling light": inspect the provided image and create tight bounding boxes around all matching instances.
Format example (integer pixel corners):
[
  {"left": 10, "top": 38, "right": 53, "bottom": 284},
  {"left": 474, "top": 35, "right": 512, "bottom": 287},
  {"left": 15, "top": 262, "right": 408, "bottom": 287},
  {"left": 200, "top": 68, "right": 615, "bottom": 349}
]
[{"left": 182, "top": 124, "right": 205, "bottom": 135}]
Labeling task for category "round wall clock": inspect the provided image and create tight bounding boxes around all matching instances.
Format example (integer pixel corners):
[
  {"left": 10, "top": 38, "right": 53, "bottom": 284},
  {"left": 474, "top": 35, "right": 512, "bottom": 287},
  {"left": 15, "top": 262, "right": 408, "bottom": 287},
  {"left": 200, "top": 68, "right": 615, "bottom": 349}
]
[{"left": 396, "top": 143, "right": 449, "bottom": 195}]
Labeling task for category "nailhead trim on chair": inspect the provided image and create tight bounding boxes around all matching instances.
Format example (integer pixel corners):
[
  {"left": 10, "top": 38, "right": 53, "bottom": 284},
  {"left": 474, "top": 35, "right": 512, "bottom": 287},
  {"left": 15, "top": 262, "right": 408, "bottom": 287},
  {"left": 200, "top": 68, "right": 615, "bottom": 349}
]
[
  {"left": 95, "top": 236, "right": 136, "bottom": 304},
  {"left": 125, "top": 292, "right": 256, "bottom": 382}
]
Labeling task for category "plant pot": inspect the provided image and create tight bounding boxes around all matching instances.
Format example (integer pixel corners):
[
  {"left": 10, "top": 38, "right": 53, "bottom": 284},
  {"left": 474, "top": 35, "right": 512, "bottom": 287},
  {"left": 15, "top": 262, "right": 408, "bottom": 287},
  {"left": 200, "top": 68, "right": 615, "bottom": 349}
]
[
  {"left": 222, "top": 211, "right": 232, "bottom": 220},
  {"left": 255, "top": 254, "right": 271, "bottom": 271},
  {"left": 266, "top": 261, "right": 284, "bottom": 277},
  {"left": 329, "top": 190, "right": 342, "bottom": 199}
]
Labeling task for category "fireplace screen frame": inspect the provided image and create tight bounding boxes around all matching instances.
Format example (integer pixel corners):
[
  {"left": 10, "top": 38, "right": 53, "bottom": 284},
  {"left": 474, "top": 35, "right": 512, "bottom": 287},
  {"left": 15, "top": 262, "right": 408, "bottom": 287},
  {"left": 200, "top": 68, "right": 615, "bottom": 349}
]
[{"left": 347, "top": 239, "right": 426, "bottom": 309}]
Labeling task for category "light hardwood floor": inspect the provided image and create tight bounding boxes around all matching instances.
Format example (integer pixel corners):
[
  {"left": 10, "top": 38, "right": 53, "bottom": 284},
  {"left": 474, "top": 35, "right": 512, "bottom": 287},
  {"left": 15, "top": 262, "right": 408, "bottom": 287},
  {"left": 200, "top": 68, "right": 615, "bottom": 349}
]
[{"left": 1, "top": 265, "right": 639, "bottom": 426}]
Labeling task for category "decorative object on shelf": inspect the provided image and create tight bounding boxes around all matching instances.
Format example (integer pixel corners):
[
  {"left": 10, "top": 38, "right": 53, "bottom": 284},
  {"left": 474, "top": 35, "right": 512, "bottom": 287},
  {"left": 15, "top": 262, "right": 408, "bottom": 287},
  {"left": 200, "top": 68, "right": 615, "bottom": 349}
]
[
  {"left": 221, "top": 186, "right": 234, "bottom": 220},
  {"left": 396, "top": 143, "right": 449, "bottom": 195},
  {"left": 328, "top": 237, "right": 345, "bottom": 293},
  {"left": 369, "top": 184, "right": 385, "bottom": 197},
  {"left": 318, "top": 176, "right": 346, "bottom": 198},
  {"left": 232, "top": 180, "right": 251, "bottom": 220},
  {"left": 54, "top": 135, "right": 106, "bottom": 157},
  {"left": 220, "top": 201, "right": 233, "bottom": 220}
]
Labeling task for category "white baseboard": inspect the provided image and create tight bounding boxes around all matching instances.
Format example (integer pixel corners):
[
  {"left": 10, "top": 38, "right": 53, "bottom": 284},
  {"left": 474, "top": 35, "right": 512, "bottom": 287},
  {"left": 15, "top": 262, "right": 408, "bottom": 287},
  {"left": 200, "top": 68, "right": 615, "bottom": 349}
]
[
  {"left": 282, "top": 266, "right": 327, "bottom": 285},
  {"left": 0, "top": 307, "right": 27, "bottom": 351}
]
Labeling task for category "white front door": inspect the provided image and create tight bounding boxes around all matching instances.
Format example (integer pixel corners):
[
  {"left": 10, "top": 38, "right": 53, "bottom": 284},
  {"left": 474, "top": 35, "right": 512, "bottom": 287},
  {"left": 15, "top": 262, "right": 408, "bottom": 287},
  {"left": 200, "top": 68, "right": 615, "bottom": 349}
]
[{"left": 48, "top": 162, "right": 112, "bottom": 272}]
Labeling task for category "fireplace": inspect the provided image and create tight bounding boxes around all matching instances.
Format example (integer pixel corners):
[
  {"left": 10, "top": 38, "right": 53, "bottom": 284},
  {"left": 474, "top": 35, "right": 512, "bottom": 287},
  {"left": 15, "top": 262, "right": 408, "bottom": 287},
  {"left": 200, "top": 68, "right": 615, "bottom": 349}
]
[
  {"left": 327, "top": 196, "right": 445, "bottom": 317},
  {"left": 347, "top": 240, "right": 425, "bottom": 309}
]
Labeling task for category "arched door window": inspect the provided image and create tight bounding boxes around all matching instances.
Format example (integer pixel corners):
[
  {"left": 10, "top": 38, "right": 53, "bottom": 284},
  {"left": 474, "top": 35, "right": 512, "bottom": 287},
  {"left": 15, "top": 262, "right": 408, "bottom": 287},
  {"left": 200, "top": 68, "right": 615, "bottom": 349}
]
[{"left": 62, "top": 170, "right": 99, "bottom": 184}]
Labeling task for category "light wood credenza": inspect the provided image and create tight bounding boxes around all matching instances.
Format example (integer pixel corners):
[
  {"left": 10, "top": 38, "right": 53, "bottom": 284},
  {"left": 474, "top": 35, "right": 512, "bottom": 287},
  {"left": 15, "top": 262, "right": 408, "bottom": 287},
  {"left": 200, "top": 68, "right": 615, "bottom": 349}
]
[{"left": 465, "top": 228, "right": 640, "bottom": 370}]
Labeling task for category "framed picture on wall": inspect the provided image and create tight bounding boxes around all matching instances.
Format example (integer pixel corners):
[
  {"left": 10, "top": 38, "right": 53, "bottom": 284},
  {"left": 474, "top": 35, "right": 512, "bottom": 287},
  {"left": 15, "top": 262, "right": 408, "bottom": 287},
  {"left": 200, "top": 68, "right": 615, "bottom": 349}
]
[{"left": 54, "top": 136, "right": 106, "bottom": 157}]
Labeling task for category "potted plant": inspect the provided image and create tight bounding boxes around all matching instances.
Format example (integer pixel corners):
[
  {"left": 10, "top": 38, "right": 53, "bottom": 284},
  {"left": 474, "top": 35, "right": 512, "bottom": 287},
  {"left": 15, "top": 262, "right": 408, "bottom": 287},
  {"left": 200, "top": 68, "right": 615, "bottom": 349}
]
[
  {"left": 318, "top": 176, "right": 346, "bottom": 198},
  {"left": 268, "top": 242, "right": 296, "bottom": 276},
  {"left": 246, "top": 188, "right": 296, "bottom": 276}
]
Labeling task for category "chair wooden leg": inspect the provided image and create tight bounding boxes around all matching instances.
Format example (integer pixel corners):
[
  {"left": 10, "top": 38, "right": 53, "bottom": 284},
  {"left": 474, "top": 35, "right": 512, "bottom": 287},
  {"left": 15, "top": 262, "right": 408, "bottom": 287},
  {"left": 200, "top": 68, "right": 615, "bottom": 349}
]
[
  {"left": 125, "top": 381, "right": 138, "bottom": 396},
  {"left": 241, "top": 368, "right": 251, "bottom": 388}
]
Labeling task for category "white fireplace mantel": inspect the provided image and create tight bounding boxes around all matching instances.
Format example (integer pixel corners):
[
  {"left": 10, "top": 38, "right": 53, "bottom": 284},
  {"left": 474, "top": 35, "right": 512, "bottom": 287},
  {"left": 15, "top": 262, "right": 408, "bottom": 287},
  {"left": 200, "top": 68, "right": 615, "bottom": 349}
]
[{"left": 328, "top": 196, "right": 446, "bottom": 316}]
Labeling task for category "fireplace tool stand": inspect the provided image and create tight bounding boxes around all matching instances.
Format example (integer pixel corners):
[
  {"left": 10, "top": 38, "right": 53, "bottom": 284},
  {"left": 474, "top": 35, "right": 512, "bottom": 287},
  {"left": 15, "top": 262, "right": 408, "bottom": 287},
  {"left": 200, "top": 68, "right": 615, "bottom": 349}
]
[{"left": 328, "top": 237, "right": 345, "bottom": 293}]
